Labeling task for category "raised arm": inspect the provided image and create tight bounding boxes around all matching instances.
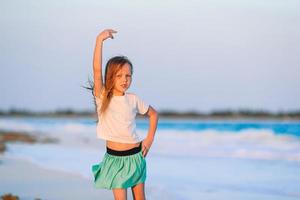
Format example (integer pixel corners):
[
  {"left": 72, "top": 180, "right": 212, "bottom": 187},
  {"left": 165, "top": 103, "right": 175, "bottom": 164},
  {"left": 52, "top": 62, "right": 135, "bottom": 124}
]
[{"left": 93, "top": 29, "right": 117, "bottom": 98}]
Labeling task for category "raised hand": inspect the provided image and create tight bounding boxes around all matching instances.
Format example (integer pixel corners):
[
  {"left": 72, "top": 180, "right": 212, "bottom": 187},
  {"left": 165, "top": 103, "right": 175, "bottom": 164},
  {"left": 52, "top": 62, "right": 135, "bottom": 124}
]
[
  {"left": 96, "top": 29, "right": 118, "bottom": 42},
  {"left": 93, "top": 29, "right": 117, "bottom": 97}
]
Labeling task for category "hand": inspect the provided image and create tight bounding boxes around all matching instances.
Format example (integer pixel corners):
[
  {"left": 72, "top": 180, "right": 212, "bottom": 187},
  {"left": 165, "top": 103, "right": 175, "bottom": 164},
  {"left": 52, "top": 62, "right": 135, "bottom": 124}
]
[
  {"left": 141, "top": 137, "right": 153, "bottom": 158},
  {"left": 96, "top": 29, "right": 117, "bottom": 42}
]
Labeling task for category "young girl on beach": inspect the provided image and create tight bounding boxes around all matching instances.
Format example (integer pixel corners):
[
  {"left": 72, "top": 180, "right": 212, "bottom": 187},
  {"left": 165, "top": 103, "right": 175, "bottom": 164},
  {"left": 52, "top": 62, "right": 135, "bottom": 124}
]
[{"left": 90, "top": 28, "right": 159, "bottom": 200}]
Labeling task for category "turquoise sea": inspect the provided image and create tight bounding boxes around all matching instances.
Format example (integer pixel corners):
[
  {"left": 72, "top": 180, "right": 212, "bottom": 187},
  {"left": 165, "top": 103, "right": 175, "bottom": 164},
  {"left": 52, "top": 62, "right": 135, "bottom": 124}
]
[{"left": 1, "top": 117, "right": 300, "bottom": 200}]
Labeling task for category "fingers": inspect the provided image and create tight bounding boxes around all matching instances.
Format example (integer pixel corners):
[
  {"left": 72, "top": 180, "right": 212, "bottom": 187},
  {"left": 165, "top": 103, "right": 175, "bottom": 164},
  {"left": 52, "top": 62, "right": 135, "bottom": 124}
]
[
  {"left": 142, "top": 148, "right": 148, "bottom": 157},
  {"left": 142, "top": 145, "right": 146, "bottom": 157},
  {"left": 142, "top": 142, "right": 149, "bottom": 157},
  {"left": 108, "top": 29, "right": 117, "bottom": 39},
  {"left": 109, "top": 29, "right": 117, "bottom": 33},
  {"left": 98, "top": 29, "right": 117, "bottom": 40}
]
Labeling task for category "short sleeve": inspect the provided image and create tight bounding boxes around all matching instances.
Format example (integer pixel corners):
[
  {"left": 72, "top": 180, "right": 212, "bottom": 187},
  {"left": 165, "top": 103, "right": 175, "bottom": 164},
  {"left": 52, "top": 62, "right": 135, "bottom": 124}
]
[{"left": 135, "top": 94, "right": 150, "bottom": 115}]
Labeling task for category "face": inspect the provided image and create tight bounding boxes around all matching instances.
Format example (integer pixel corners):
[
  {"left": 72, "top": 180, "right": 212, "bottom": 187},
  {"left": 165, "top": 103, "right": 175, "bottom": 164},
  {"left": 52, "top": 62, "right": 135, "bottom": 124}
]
[{"left": 113, "top": 63, "right": 132, "bottom": 96}]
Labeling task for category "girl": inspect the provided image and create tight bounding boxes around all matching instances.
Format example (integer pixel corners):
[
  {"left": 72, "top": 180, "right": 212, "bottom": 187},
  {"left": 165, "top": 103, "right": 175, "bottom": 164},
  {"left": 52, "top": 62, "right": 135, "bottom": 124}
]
[{"left": 90, "top": 29, "right": 159, "bottom": 200}]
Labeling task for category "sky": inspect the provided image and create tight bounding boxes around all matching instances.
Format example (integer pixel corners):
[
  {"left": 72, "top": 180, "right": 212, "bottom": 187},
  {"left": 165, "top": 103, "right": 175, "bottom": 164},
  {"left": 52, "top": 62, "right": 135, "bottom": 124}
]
[{"left": 1, "top": 0, "right": 300, "bottom": 113}]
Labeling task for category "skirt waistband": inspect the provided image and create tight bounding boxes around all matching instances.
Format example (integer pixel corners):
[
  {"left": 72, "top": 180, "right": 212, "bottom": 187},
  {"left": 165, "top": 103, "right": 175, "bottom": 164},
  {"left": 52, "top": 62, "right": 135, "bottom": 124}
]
[{"left": 106, "top": 142, "right": 142, "bottom": 156}]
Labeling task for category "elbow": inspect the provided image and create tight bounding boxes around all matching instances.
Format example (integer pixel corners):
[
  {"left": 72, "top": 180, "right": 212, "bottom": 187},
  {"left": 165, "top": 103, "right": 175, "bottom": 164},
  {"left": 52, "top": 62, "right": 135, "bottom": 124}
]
[
  {"left": 155, "top": 110, "right": 159, "bottom": 120},
  {"left": 147, "top": 106, "right": 159, "bottom": 120},
  {"left": 152, "top": 107, "right": 159, "bottom": 120}
]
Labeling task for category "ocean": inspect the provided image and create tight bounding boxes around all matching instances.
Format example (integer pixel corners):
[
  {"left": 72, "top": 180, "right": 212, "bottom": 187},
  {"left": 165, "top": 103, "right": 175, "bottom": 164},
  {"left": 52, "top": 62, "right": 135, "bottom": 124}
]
[{"left": 1, "top": 117, "right": 300, "bottom": 200}]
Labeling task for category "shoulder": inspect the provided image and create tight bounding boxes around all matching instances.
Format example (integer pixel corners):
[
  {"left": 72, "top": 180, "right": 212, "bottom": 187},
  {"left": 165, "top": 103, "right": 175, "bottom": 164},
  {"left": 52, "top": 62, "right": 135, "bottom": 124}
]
[
  {"left": 125, "top": 92, "right": 142, "bottom": 105},
  {"left": 126, "top": 92, "right": 137, "bottom": 98},
  {"left": 126, "top": 92, "right": 148, "bottom": 105},
  {"left": 125, "top": 92, "right": 142, "bottom": 101}
]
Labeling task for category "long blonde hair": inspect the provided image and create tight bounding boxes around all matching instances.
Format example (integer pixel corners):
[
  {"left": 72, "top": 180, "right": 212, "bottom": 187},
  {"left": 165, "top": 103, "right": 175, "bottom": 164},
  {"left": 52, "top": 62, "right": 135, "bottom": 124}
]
[{"left": 101, "top": 56, "right": 133, "bottom": 116}]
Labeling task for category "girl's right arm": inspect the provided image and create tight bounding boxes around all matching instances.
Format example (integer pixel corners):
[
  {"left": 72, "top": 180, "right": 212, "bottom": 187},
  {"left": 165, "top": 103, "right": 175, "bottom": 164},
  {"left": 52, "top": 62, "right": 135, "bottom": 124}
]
[{"left": 93, "top": 29, "right": 117, "bottom": 98}]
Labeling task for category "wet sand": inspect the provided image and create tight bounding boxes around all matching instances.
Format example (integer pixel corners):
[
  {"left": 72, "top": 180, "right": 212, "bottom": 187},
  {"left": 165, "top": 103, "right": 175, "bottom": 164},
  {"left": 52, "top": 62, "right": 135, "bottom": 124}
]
[{"left": 0, "top": 155, "right": 114, "bottom": 200}]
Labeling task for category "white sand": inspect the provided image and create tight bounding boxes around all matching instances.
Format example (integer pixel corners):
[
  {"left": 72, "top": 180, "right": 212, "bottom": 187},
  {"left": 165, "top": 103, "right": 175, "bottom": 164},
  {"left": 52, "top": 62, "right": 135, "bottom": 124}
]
[{"left": 0, "top": 155, "right": 117, "bottom": 200}]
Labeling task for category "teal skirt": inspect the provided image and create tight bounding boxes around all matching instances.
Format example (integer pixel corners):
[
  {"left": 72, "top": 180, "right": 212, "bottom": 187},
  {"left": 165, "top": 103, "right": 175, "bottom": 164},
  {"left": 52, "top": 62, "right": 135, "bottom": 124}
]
[{"left": 91, "top": 147, "right": 147, "bottom": 189}]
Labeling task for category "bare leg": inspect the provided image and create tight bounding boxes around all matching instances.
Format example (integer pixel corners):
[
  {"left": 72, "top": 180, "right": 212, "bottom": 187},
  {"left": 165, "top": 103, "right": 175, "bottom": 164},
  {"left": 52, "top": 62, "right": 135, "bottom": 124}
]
[
  {"left": 112, "top": 188, "right": 127, "bottom": 200},
  {"left": 131, "top": 182, "right": 145, "bottom": 200}
]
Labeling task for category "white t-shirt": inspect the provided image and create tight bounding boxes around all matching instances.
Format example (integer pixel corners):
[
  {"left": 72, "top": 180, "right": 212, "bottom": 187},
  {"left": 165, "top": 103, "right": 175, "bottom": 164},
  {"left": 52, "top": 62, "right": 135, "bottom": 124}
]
[{"left": 95, "top": 91, "right": 149, "bottom": 143}]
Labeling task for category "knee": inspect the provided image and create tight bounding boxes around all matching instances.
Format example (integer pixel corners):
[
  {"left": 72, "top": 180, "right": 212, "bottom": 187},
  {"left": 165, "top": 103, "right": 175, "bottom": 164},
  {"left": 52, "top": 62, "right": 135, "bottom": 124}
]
[
  {"left": 113, "top": 188, "right": 127, "bottom": 200},
  {"left": 133, "top": 195, "right": 145, "bottom": 200},
  {"left": 131, "top": 184, "right": 145, "bottom": 200}
]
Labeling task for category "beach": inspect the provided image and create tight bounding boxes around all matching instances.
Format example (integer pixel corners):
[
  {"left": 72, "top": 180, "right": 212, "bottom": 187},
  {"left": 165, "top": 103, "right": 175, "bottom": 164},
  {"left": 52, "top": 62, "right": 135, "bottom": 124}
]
[
  {"left": 0, "top": 155, "right": 113, "bottom": 200},
  {"left": 0, "top": 147, "right": 173, "bottom": 200},
  {"left": 1, "top": 117, "right": 300, "bottom": 200},
  {"left": 0, "top": 120, "right": 174, "bottom": 200},
  {"left": 0, "top": 128, "right": 114, "bottom": 199}
]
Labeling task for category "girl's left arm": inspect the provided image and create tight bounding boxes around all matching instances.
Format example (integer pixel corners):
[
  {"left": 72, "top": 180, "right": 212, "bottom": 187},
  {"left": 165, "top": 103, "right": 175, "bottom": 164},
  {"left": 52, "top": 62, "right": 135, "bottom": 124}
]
[{"left": 142, "top": 106, "right": 159, "bottom": 157}]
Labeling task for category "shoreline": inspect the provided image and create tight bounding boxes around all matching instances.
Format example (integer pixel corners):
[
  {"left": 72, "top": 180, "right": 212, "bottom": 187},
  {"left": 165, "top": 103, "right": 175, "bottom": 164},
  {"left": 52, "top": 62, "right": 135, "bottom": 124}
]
[
  {"left": 1, "top": 117, "right": 300, "bottom": 199},
  {"left": 0, "top": 155, "right": 113, "bottom": 200},
  {"left": 1, "top": 115, "right": 300, "bottom": 122},
  {"left": 0, "top": 155, "right": 172, "bottom": 200}
]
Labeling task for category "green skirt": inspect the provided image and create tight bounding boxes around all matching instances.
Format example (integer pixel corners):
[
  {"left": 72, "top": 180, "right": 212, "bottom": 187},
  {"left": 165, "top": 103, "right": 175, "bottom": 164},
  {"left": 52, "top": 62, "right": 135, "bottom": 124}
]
[{"left": 91, "top": 149, "right": 147, "bottom": 189}]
